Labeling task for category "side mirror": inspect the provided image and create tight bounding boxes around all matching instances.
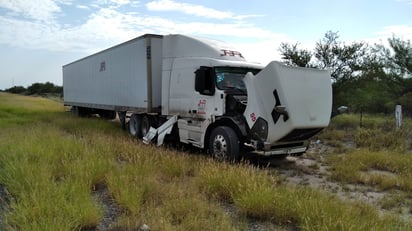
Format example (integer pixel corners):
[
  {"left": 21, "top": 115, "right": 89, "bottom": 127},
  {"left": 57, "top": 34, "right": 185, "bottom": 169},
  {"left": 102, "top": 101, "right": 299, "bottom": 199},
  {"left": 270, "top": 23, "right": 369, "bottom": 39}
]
[{"left": 195, "top": 67, "right": 215, "bottom": 96}]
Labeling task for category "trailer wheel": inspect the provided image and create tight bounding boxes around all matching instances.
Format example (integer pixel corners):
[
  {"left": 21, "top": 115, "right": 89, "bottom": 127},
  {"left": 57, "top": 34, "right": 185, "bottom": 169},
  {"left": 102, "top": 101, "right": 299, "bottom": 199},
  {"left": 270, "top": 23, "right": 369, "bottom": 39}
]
[
  {"left": 128, "top": 114, "right": 141, "bottom": 137},
  {"left": 118, "top": 111, "right": 126, "bottom": 130},
  {"left": 71, "top": 106, "right": 79, "bottom": 116},
  {"left": 209, "top": 126, "right": 240, "bottom": 161},
  {"left": 140, "top": 115, "right": 155, "bottom": 138},
  {"left": 99, "top": 110, "right": 116, "bottom": 120}
]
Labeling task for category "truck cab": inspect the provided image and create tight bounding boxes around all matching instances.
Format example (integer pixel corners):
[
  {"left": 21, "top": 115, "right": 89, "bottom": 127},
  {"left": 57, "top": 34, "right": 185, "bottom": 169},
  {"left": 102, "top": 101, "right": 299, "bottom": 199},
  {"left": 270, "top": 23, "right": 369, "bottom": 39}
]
[{"left": 158, "top": 35, "right": 332, "bottom": 160}]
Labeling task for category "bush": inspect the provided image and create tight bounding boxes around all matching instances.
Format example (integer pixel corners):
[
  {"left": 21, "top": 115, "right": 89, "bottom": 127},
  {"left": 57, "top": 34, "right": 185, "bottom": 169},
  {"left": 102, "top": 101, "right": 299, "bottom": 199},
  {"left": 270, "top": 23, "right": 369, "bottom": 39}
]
[
  {"left": 354, "top": 128, "right": 409, "bottom": 152},
  {"left": 4, "top": 82, "right": 62, "bottom": 96}
]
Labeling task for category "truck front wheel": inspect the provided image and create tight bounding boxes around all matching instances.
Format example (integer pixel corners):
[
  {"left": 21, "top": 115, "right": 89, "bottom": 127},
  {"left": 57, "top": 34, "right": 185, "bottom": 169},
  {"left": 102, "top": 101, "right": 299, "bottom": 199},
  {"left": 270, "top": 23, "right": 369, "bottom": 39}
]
[{"left": 209, "top": 126, "right": 240, "bottom": 161}]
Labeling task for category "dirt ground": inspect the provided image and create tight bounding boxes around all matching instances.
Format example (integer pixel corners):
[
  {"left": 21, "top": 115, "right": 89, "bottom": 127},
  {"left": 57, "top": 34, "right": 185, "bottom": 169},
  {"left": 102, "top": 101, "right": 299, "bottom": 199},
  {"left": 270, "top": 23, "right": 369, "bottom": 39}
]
[{"left": 268, "top": 142, "right": 412, "bottom": 223}]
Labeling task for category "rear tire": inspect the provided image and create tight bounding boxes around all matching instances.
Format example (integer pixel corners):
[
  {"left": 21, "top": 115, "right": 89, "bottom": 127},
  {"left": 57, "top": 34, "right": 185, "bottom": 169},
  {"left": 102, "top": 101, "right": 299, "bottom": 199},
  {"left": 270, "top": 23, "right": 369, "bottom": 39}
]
[
  {"left": 71, "top": 106, "right": 79, "bottom": 116},
  {"left": 72, "top": 106, "right": 89, "bottom": 117},
  {"left": 209, "top": 126, "right": 240, "bottom": 161},
  {"left": 140, "top": 115, "right": 155, "bottom": 138},
  {"left": 118, "top": 111, "right": 127, "bottom": 130},
  {"left": 99, "top": 110, "right": 116, "bottom": 120},
  {"left": 128, "top": 114, "right": 141, "bottom": 138}
]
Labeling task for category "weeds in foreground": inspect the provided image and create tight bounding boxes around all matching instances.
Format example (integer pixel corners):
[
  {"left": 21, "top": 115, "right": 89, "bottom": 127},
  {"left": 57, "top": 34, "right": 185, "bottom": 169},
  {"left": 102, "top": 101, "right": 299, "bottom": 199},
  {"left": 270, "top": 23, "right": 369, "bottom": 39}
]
[
  {"left": 326, "top": 149, "right": 412, "bottom": 192},
  {"left": 0, "top": 93, "right": 411, "bottom": 230},
  {"left": 354, "top": 128, "right": 410, "bottom": 152},
  {"left": 316, "top": 113, "right": 412, "bottom": 156},
  {"left": 197, "top": 163, "right": 406, "bottom": 230}
]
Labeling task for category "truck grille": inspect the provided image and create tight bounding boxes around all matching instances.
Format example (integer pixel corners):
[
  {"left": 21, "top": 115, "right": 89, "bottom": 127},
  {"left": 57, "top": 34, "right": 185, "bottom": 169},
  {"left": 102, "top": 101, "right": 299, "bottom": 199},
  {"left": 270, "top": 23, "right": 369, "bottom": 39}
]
[{"left": 279, "top": 128, "right": 323, "bottom": 142}]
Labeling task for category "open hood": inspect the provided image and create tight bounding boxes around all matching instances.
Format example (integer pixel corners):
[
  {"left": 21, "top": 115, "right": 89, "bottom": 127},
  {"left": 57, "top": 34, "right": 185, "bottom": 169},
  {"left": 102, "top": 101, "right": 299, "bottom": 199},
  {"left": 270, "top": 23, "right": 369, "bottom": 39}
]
[{"left": 243, "top": 61, "right": 332, "bottom": 146}]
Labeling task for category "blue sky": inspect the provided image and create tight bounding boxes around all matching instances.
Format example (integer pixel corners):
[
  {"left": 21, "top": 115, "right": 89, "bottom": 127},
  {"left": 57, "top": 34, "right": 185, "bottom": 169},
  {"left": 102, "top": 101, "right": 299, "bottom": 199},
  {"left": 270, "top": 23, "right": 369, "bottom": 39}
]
[{"left": 0, "top": 0, "right": 411, "bottom": 89}]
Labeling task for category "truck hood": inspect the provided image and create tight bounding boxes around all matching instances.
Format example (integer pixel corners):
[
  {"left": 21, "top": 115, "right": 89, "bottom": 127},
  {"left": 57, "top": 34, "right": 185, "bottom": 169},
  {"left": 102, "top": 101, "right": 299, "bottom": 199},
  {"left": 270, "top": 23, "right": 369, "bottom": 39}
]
[{"left": 243, "top": 61, "right": 332, "bottom": 145}]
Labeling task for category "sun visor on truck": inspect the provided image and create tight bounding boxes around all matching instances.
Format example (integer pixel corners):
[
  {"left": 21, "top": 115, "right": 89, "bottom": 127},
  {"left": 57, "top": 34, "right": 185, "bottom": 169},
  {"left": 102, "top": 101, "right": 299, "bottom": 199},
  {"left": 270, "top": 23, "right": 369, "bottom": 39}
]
[{"left": 243, "top": 61, "right": 332, "bottom": 143}]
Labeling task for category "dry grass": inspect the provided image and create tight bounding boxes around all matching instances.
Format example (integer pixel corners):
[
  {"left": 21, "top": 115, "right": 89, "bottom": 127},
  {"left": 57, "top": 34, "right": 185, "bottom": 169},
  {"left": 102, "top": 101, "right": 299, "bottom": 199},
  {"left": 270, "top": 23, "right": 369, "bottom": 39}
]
[
  {"left": 326, "top": 149, "right": 412, "bottom": 192},
  {"left": 316, "top": 113, "right": 412, "bottom": 160},
  {"left": 0, "top": 93, "right": 410, "bottom": 230}
]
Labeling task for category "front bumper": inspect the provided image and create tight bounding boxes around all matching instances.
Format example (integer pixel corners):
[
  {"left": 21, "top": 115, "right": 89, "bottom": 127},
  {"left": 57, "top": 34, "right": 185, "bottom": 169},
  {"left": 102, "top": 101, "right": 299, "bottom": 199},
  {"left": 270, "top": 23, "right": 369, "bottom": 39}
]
[{"left": 247, "top": 140, "right": 309, "bottom": 156}]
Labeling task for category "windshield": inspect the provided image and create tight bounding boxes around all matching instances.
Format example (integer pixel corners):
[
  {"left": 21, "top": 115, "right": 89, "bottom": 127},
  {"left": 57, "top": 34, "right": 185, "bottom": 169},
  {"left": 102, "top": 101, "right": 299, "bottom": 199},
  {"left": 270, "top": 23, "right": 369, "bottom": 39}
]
[{"left": 215, "top": 67, "right": 261, "bottom": 91}]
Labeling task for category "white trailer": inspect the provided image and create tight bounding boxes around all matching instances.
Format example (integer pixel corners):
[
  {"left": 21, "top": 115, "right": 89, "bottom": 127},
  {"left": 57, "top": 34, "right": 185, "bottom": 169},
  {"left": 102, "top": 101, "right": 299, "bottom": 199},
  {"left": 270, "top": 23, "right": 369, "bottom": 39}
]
[
  {"left": 63, "top": 34, "right": 332, "bottom": 160},
  {"left": 63, "top": 34, "right": 163, "bottom": 117}
]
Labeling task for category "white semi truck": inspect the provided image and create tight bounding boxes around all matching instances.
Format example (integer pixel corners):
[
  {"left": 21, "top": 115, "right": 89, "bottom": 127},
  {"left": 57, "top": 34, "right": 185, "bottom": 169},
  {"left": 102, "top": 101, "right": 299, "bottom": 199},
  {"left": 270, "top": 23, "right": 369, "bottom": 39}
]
[{"left": 63, "top": 34, "right": 332, "bottom": 160}]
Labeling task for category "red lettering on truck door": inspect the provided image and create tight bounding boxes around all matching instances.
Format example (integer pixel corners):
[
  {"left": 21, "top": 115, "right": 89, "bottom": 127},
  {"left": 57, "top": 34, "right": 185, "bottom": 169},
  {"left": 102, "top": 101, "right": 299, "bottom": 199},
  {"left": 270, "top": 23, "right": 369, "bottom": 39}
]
[
  {"left": 250, "top": 112, "right": 257, "bottom": 122},
  {"left": 198, "top": 99, "right": 206, "bottom": 115}
]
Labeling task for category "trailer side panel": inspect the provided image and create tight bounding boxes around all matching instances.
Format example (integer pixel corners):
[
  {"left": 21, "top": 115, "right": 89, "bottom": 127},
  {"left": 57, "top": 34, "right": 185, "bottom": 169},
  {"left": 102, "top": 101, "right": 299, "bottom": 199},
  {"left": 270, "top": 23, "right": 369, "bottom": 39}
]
[{"left": 63, "top": 35, "right": 163, "bottom": 112}]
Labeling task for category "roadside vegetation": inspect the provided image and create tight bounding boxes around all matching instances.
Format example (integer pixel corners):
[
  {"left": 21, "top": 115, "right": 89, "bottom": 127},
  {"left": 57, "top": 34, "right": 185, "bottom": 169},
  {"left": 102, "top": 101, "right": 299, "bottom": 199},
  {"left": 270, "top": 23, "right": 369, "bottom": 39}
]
[
  {"left": 1, "top": 93, "right": 411, "bottom": 230},
  {"left": 280, "top": 31, "right": 412, "bottom": 116},
  {"left": 2, "top": 82, "right": 62, "bottom": 97},
  {"left": 315, "top": 113, "right": 412, "bottom": 219}
]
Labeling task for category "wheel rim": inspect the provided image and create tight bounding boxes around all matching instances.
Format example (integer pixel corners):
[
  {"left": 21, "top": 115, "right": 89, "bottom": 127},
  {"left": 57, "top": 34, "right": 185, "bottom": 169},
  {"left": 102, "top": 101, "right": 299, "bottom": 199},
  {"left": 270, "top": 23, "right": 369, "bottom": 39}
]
[{"left": 212, "top": 134, "right": 227, "bottom": 159}]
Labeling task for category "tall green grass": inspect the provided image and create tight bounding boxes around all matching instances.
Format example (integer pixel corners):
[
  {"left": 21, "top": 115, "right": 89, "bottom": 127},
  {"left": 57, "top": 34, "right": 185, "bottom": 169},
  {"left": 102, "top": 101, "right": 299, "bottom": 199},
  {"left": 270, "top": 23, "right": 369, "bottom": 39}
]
[
  {"left": 318, "top": 113, "right": 412, "bottom": 153},
  {"left": 0, "top": 93, "right": 63, "bottom": 127},
  {"left": 327, "top": 149, "right": 412, "bottom": 192},
  {"left": 0, "top": 93, "right": 411, "bottom": 230},
  {"left": 196, "top": 161, "right": 407, "bottom": 230}
]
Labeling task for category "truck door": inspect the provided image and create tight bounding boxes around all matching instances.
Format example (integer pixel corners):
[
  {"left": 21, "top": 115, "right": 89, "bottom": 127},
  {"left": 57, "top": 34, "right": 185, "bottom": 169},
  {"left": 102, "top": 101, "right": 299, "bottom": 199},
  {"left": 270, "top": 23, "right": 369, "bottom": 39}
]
[
  {"left": 168, "top": 60, "right": 218, "bottom": 147},
  {"left": 169, "top": 61, "right": 218, "bottom": 120},
  {"left": 193, "top": 66, "right": 217, "bottom": 119}
]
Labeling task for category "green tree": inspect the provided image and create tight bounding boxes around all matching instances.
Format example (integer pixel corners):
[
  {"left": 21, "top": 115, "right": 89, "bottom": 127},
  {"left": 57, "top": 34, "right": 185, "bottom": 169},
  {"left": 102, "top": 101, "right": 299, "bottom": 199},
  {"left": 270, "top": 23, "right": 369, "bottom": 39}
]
[
  {"left": 387, "top": 36, "right": 412, "bottom": 77},
  {"left": 278, "top": 42, "right": 312, "bottom": 67},
  {"left": 26, "top": 82, "right": 62, "bottom": 95},
  {"left": 313, "top": 31, "right": 367, "bottom": 83},
  {"left": 374, "top": 36, "right": 412, "bottom": 114},
  {"left": 398, "top": 92, "right": 412, "bottom": 116},
  {"left": 5, "top": 86, "right": 27, "bottom": 94},
  {"left": 278, "top": 31, "right": 400, "bottom": 113}
]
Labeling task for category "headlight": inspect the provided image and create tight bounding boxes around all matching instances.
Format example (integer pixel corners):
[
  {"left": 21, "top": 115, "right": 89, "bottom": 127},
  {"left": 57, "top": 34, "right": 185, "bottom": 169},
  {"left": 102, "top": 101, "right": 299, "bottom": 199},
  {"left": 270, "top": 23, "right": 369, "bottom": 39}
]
[{"left": 250, "top": 117, "right": 268, "bottom": 141}]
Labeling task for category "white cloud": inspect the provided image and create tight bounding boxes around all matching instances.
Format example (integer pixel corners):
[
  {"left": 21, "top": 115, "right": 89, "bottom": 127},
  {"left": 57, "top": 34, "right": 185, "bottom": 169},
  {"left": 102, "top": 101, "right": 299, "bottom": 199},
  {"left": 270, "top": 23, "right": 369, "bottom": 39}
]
[
  {"left": 0, "top": 0, "right": 66, "bottom": 22},
  {"left": 0, "top": 0, "right": 280, "bottom": 62},
  {"left": 396, "top": 0, "right": 412, "bottom": 4},
  {"left": 236, "top": 40, "right": 284, "bottom": 64},
  {"left": 376, "top": 25, "right": 412, "bottom": 40},
  {"left": 146, "top": 0, "right": 262, "bottom": 20},
  {"left": 76, "top": 4, "right": 90, "bottom": 10},
  {"left": 0, "top": 3, "right": 284, "bottom": 55},
  {"left": 354, "top": 24, "right": 412, "bottom": 48},
  {"left": 111, "top": 0, "right": 131, "bottom": 5},
  {"left": 91, "top": 0, "right": 137, "bottom": 8}
]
